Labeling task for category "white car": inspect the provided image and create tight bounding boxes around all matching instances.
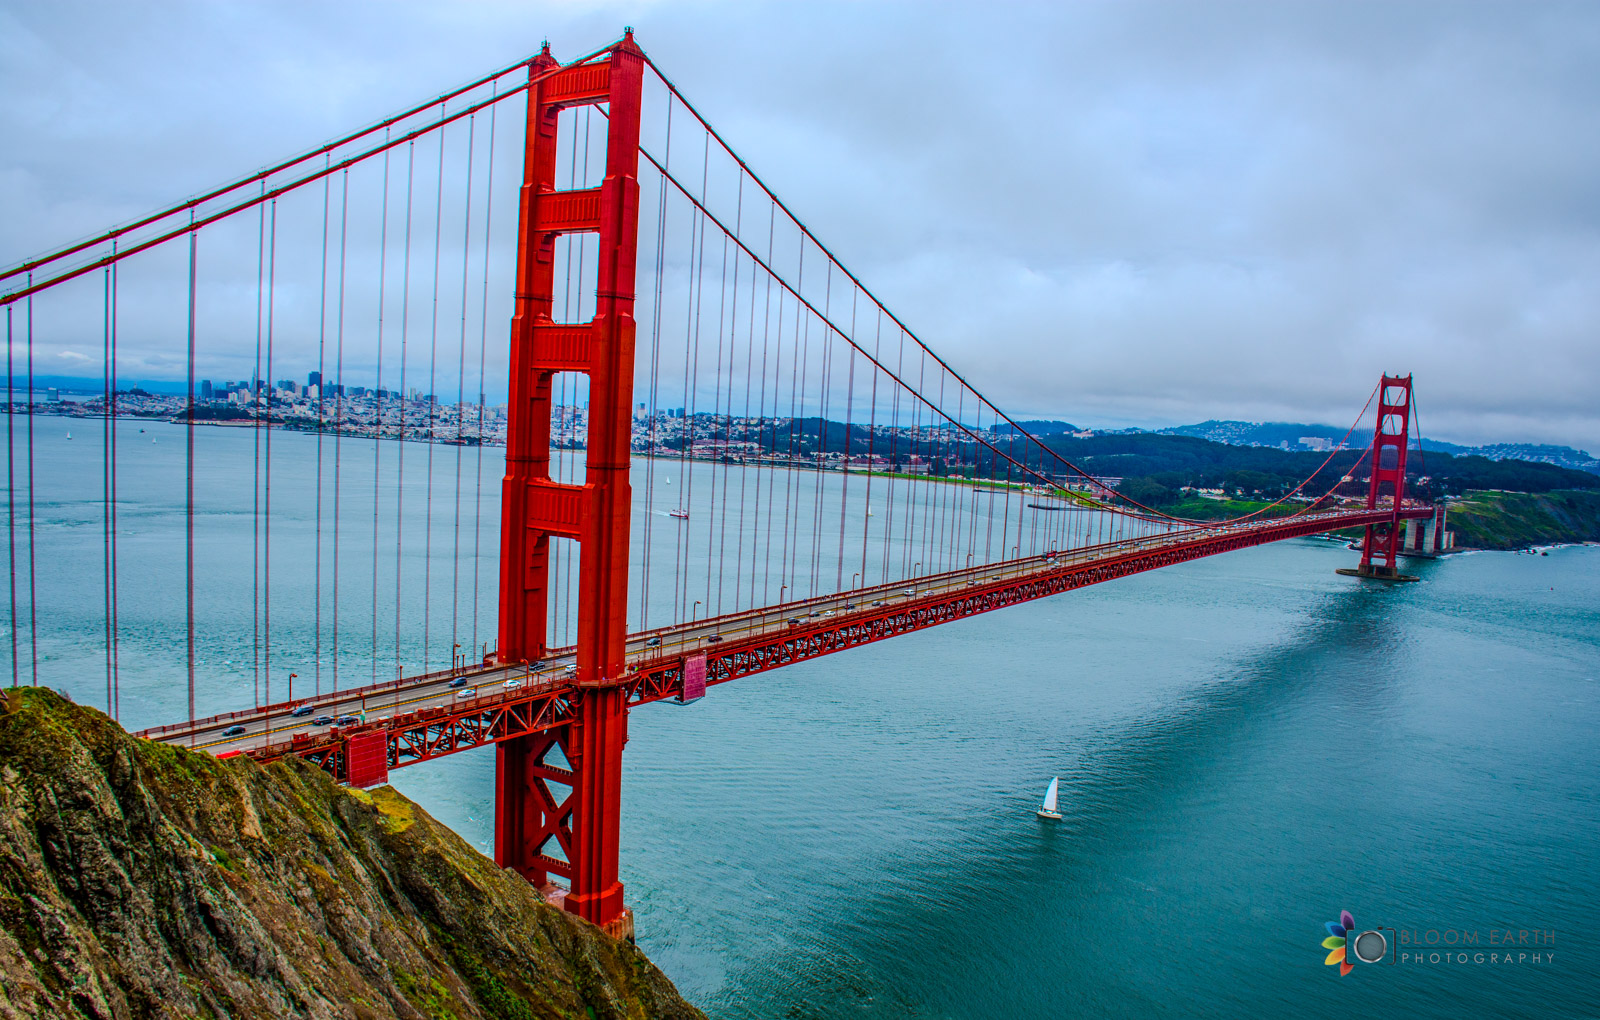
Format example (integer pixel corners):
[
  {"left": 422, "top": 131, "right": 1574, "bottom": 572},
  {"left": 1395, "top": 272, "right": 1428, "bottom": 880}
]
[
  {"left": 456, "top": 688, "right": 477, "bottom": 698},
  {"left": 503, "top": 678, "right": 523, "bottom": 690},
  {"left": 563, "top": 663, "right": 577, "bottom": 675}
]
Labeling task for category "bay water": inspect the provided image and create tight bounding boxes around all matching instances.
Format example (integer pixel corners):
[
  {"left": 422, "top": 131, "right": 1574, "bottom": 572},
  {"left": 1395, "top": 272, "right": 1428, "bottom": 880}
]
[{"left": 7, "top": 417, "right": 1595, "bottom": 1017}]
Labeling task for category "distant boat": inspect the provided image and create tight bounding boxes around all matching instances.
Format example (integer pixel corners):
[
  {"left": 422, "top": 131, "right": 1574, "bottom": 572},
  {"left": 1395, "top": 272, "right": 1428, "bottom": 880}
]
[
  {"left": 66, "top": 431, "right": 72, "bottom": 440},
  {"left": 867, "top": 506, "right": 874, "bottom": 517},
  {"left": 1037, "top": 776, "right": 1062, "bottom": 821},
  {"left": 669, "top": 508, "right": 689, "bottom": 520}
]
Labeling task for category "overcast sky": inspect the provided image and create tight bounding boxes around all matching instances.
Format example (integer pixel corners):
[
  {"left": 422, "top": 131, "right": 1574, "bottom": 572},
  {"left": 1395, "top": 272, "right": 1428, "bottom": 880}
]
[{"left": 3, "top": 1, "right": 1598, "bottom": 450}]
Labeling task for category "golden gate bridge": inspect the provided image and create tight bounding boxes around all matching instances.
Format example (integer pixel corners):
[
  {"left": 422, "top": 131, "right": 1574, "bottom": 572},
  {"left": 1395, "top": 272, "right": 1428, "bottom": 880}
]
[{"left": 0, "top": 31, "right": 1434, "bottom": 940}]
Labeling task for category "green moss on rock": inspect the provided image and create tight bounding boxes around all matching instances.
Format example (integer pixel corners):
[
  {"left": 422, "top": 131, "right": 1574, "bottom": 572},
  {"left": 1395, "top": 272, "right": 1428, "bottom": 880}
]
[{"left": 0, "top": 688, "right": 704, "bottom": 1020}]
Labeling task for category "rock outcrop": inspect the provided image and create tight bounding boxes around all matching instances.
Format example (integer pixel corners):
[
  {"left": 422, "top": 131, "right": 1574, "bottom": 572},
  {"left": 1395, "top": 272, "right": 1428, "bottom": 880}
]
[{"left": 0, "top": 687, "right": 703, "bottom": 1020}]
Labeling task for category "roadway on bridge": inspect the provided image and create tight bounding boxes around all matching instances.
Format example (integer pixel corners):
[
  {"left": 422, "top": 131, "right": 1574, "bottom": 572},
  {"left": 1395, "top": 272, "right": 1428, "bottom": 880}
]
[{"left": 145, "top": 511, "right": 1392, "bottom": 757}]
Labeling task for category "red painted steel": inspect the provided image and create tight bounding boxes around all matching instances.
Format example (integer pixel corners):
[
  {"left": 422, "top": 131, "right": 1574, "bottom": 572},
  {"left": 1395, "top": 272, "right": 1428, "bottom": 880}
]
[
  {"left": 495, "top": 32, "right": 645, "bottom": 932},
  {"left": 250, "top": 506, "right": 1430, "bottom": 780},
  {"left": 1358, "top": 374, "right": 1413, "bottom": 574},
  {"left": 345, "top": 731, "right": 390, "bottom": 788}
]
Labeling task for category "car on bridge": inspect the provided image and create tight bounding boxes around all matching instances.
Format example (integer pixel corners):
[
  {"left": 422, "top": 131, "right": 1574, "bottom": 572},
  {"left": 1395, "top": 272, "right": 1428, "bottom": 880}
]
[
  {"left": 788, "top": 617, "right": 801, "bottom": 626},
  {"left": 290, "top": 704, "right": 314, "bottom": 717},
  {"left": 503, "top": 679, "right": 523, "bottom": 690},
  {"left": 645, "top": 636, "right": 661, "bottom": 647},
  {"left": 335, "top": 715, "right": 359, "bottom": 726},
  {"left": 706, "top": 634, "right": 723, "bottom": 643},
  {"left": 222, "top": 725, "right": 246, "bottom": 737},
  {"left": 448, "top": 677, "right": 469, "bottom": 688},
  {"left": 456, "top": 688, "right": 477, "bottom": 698},
  {"left": 311, "top": 715, "right": 335, "bottom": 726}
]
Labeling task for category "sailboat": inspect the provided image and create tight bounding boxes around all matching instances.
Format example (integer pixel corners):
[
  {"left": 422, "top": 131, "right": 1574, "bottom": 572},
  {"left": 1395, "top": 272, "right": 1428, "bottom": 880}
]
[
  {"left": 1036, "top": 776, "right": 1062, "bottom": 820},
  {"left": 669, "top": 507, "right": 689, "bottom": 520},
  {"left": 867, "top": 505, "right": 874, "bottom": 517}
]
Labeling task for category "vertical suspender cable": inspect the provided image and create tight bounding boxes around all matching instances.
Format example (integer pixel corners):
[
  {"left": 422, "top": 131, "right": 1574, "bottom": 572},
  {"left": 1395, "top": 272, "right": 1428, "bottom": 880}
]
[
  {"left": 373, "top": 131, "right": 393, "bottom": 687},
  {"left": 837, "top": 287, "right": 857, "bottom": 590},
  {"left": 314, "top": 155, "right": 330, "bottom": 696},
  {"left": 185, "top": 218, "right": 197, "bottom": 733},
  {"left": 639, "top": 101, "right": 671, "bottom": 632},
  {"left": 102, "top": 247, "right": 113, "bottom": 713},
  {"left": 263, "top": 201, "right": 278, "bottom": 706},
  {"left": 472, "top": 92, "right": 498, "bottom": 658},
  {"left": 110, "top": 252, "right": 120, "bottom": 718},
  {"left": 424, "top": 110, "right": 446, "bottom": 671},
  {"left": 395, "top": 140, "right": 416, "bottom": 682},
  {"left": 251, "top": 190, "right": 264, "bottom": 706},
  {"left": 452, "top": 112, "right": 477, "bottom": 653},
  {"left": 332, "top": 169, "right": 350, "bottom": 691},
  {"left": 25, "top": 281, "right": 37, "bottom": 686},
  {"left": 5, "top": 305, "right": 14, "bottom": 688}
]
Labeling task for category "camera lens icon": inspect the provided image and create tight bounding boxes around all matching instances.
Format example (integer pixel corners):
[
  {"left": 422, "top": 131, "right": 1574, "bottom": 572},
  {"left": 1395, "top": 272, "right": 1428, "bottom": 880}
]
[
  {"left": 1348, "top": 927, "right": 1396, "bottom": 966},
  {"left": 1350, "top": 929, "right": 1388, "bottom": 963}
]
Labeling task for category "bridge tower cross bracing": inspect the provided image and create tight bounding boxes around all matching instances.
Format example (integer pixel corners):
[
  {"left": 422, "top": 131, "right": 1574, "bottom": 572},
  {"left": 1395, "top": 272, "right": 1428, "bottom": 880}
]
[
  {"left": 1358, "top": 373, "right": 1413, "bottom": 576},
  {"left": 495, "top": 31, "right": 644, "bottom": 936}
]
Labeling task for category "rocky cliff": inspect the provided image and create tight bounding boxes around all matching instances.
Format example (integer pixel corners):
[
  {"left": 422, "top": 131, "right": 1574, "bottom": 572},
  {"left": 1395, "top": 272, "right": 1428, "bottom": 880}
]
[
  {"left": 1446, "top": 489, "right": 1600, "bottom": 550},
  {"left": 0, "top": 687, "right": 704, "bottom": 1020}
]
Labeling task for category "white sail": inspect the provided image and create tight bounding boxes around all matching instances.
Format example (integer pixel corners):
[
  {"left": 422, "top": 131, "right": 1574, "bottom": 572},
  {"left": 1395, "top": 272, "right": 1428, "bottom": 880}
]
[{"left": 1042, "top": 777, "right": 1059, "bottom": 813}]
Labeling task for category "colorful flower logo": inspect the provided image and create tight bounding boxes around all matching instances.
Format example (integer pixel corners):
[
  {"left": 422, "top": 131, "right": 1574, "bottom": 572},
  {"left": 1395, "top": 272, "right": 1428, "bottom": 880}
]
[{"left": 1322, "top": 910, "right": 1356, "bottom": 975}]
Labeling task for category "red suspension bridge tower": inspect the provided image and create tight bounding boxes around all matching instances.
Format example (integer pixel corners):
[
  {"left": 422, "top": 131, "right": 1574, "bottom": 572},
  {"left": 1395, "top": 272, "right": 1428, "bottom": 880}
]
[
  {"left": 495, "top": 33, "right": 644, "bottom": 936},
  {"left": 1338, "top": 373, "right": 1418, "bottom": 582}
]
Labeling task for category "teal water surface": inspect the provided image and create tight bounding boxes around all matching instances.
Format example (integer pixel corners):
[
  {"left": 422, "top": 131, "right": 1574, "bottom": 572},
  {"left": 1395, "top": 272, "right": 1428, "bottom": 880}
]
[
  {"left": 8, "top": 419, "right": 1596, "bottom": 1017},
  {"left": 392, "top": 540, "right": 1597, "bottom": 1018}
]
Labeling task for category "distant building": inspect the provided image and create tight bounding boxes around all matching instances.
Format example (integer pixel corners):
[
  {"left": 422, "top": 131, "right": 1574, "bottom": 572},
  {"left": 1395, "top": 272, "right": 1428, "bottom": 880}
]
[
  {"left": 1299, "top": 436, "right": 1331, "bottom": 452},
  {"left": 46, "top": 388, "right": 60, "bottom": 403},
  {"left": 200, "top": 380, "right": 213, "bottom": 400},
  {"left": 308, "top": 370, "right": 321, "bottom": 388}
]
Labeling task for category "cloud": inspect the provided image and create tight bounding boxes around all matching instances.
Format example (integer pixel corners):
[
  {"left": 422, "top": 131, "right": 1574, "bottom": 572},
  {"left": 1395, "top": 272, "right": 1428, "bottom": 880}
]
[{"left": 2, "top": 0, "right": 1598, "bottom": 450}]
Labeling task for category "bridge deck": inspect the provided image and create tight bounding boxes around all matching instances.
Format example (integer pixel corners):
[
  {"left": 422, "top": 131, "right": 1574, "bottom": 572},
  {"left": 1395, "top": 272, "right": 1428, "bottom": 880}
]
[{"left": 141, "top": 506, "right": 1429, "bottom": 779}]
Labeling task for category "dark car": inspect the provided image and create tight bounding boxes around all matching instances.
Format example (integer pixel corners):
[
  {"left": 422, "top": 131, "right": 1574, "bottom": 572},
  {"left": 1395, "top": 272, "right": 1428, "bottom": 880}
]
[
  {"left": 336, "top": 714, "right": 360, "bottom": 726},
  {"left": 311, "top": 715, "right": 335, "bottom": 726},
  {"left": 448, "top": 677, "right": 468, "bottom": 688},
  {"left": 645, "top": 637, "right": 661, "bottom": 647},
  {"left": 222, "top": 724, "right": 246, "bottom": 737},
  {"left": 787, "top": 617, "right": 801, "bottom": 626},
  {"left": 290, "top": 704, "right": 314, "bottom": 717},
  {"left": 706, "top": 634, "right": 723, "bottom": 643}
]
